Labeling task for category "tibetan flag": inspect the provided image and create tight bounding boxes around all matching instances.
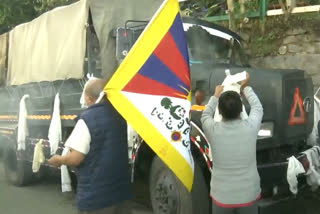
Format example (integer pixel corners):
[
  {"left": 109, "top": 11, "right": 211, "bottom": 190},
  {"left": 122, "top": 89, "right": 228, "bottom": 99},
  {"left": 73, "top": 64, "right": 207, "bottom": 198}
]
[{"left": 105, "top": 0, "right": 194, "bottom": 191}]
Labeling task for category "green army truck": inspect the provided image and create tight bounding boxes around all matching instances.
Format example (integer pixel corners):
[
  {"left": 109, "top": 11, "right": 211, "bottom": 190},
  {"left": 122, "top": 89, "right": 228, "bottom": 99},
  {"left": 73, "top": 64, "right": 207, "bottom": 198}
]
[{"left": 0, "top": 1, "right": 315, "bottom": 214}]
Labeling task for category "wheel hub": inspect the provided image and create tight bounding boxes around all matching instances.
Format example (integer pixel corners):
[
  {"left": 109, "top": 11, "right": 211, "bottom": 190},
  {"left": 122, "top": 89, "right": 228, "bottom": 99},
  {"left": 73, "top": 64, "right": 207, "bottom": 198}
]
[{"left": 154, "top": 173, "right": 179, "bottom": 214}]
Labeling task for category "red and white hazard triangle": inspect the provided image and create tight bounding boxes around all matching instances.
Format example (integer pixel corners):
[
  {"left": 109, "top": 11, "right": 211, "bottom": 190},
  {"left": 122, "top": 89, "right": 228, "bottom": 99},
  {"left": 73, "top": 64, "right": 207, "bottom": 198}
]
[{"left": 288, "top": 88, "right": 306, "bottom": 125}]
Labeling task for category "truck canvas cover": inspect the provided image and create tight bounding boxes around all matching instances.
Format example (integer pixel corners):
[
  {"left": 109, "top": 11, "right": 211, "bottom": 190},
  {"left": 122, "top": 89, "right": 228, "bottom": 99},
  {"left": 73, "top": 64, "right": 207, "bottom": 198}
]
[
  {"left": 89, "top": 0, "right": 163, "bottom": 81},
  {"left": 6, "top": 0, "right": 164, "bottom": 86},
  {"left": 7, "top": 0, "right": 89, "bottom": 85}
]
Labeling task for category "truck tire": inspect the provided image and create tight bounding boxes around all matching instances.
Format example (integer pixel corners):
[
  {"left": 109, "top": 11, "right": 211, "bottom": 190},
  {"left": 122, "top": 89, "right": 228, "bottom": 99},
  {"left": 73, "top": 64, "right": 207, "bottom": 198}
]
[
  {"left": 3, "top": 143, "right": 32, "bottom": 186},
  {"left": 150, "top": 156, "right": 210, "bottom": 214}
]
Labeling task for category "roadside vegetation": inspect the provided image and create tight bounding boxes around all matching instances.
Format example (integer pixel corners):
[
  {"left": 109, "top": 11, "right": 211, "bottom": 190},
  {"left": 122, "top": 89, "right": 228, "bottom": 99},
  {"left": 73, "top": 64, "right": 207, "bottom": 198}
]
[
  {"left": 181, "top": 0, "right": 320, "bottom": 56},
  {"left": 247, "top": 12, "right": 319, "bottom": 56},
  {"left": 0, "top": 0, "right": 77, "bottom": 33},
  {"left": 0, "top": 0, "right": 319, "bottom": 56}
]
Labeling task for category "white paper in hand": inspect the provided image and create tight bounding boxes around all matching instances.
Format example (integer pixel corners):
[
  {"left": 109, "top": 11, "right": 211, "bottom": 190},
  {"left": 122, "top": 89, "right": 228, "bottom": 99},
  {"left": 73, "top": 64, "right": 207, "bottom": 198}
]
[{"left": 214, "top": 70, "right": 248, "bottom": 122}]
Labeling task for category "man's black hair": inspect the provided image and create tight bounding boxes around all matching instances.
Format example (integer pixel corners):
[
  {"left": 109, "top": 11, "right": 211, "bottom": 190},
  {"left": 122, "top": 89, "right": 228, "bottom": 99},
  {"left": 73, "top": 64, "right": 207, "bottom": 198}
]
[{"left": 218, "top": 91, "right": 242, "bottom": 120}]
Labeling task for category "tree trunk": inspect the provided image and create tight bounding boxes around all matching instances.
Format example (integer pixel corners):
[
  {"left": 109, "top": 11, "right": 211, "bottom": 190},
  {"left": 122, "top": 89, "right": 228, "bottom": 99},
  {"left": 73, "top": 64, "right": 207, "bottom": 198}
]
[
  {"left": 227, "top": 0, "right": 236, "bottom": 31},
  {"left": 278, "top": 0, "right": 293, "bottom": 21},
  {"left": 239, "top": 0, "right": 246, "bottom": 14}
]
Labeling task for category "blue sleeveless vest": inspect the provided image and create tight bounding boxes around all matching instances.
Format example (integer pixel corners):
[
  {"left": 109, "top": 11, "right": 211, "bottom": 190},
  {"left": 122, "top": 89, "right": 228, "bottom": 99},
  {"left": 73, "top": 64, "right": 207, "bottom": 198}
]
[{"left": 76, "top": 101, "right": 131, "bottom": 211}]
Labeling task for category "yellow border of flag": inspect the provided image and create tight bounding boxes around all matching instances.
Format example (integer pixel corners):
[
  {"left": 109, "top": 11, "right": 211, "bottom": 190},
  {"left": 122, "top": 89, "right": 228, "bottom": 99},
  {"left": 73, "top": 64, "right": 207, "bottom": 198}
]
[{"left": 105, "top": 0, "right": 193, "bottom": 191}]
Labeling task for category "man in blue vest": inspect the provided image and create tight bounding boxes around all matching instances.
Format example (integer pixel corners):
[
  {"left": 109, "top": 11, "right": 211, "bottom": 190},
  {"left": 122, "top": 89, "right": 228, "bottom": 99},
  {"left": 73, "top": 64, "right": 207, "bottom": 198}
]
[{"left": 49, "top": 79, "right": 132, "bottom": 214}]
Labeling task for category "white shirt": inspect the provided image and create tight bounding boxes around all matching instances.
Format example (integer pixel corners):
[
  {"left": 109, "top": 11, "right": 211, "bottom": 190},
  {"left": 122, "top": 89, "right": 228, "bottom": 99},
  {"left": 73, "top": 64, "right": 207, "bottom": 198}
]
[{"left": 65, "top": 119, "right": 91, "bottom": 155}]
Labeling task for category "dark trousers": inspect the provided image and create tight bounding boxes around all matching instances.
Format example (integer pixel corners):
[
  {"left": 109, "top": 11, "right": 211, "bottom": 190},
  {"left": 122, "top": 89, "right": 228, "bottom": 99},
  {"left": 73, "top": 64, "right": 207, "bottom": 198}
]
[
  {"left": 212, "top": 202, "right": 258, "bottom": 214},
  {"left": 78, "top": 201, "right": 132, "bottom": 214}
]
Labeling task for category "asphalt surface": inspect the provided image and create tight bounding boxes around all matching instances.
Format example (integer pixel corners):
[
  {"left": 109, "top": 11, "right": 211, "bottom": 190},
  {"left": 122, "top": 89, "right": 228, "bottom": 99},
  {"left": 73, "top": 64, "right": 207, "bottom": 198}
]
[
  {"left": 0, "top": 162, "right": 153, "bottom": 214},
  {"left": 0, "top": 153, "right": 320, "bottom": 214}
]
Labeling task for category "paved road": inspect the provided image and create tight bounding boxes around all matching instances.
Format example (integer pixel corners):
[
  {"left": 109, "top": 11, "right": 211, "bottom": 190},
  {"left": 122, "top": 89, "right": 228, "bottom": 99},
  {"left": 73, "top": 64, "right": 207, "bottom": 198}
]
[
  {"left": 0, "top": 156, "right": 320, "bottom": 214},
  {"left": 0, "top": 162, "right": 153, "bottom": 214}
]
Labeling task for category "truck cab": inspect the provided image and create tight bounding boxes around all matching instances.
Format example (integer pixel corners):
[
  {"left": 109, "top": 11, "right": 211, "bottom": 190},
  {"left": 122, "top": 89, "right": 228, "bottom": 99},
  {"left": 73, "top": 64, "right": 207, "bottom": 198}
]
[{"left": 114, "top": 17, "right": 314, "bottom": 214}]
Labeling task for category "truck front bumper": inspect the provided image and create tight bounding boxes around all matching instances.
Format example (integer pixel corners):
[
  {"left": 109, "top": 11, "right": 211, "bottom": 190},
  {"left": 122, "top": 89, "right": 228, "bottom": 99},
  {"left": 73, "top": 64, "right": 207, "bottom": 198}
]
[
  {"left": 257, "top": 153, "right": 316, "bottom": 214},
  {"left": 257, "top": 186, "right": 319, "bottom": 214}
]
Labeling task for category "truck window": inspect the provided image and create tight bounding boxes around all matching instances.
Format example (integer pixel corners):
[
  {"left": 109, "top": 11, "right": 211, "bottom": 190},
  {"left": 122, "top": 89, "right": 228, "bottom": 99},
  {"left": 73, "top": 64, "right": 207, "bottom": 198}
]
[
  {"left": 231, "top": 42, "right": 248, "bottom": 67},
  {"left": 185, "top": 25, "right": 233, "bottom": 65}
]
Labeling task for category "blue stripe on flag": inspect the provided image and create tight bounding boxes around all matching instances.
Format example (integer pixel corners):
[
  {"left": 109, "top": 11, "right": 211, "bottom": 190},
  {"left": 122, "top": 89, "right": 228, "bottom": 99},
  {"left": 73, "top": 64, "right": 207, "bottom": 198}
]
[
  {"left": 138, "top": 54, "right": 189, "bottom": 95},
  {"left": 169, "top": 14, "right": 190, "bottom": 66}
]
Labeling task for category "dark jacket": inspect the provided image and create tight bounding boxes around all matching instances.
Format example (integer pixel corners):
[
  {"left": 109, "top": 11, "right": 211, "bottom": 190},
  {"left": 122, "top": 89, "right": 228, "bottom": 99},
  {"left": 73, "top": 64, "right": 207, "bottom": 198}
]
[{"left": 76, "top": 101, "right": 131, "bottom": 211}]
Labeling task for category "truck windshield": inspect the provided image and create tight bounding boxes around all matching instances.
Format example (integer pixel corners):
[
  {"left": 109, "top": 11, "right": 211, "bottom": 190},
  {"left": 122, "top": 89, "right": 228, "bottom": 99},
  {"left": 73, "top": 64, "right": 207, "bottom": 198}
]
[{"left": 185, "top": 25, "right": 232, "bottom": 65}]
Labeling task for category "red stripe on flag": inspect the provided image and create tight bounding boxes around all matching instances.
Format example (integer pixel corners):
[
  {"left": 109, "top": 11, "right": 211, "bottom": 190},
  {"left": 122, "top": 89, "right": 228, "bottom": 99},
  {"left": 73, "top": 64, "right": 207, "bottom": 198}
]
[
  {"left": 153, "top": 32, "right": 190, "bottom": 88},
  {"left": 123, "top": 73, "right": 184, "bottom": 98}
]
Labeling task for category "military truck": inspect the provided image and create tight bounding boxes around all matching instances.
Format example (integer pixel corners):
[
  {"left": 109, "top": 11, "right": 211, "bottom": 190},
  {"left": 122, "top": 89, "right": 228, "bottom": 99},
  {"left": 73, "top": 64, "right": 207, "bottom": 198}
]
[{"left": 0, "top": 1, "right": 315, "bottom": 214}]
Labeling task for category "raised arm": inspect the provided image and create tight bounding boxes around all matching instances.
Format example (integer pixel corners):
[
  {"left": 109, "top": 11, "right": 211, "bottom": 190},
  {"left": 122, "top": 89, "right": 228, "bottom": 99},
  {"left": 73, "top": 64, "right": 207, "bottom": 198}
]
[
  {"left": 201, "top": 85, "right": 223, "bottom": 133},
  {"left": 240, "top": 73, "right": 263, "bottom": 130},
  {"left": 243, "top": 86, "right": 263, "bottom": 130}
]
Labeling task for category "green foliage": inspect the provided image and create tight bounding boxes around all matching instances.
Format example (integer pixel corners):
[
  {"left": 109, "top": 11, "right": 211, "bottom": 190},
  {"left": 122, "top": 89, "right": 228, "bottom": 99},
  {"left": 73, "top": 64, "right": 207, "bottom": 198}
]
[
  {"left": 247, "top": 12, "right": 320, "bottom": 56},
  {"left": 242, "top": 1, "right": 259, "bottom": 12},
  {"left": 180, "top": 0, "right": 227, "bottom": 17},
  {"left": 181, "top": 0, "right": 320, "bottom": 19},
  {"left": 0, "top": 0, "right": 37, "bottom": 31},
  {"left": 0, "top": 0, "right": 77, "bottom": 33},
  {"left": 35, "top": 0, "right": 77, "bottom": 13},
  {"left": 269, "top": 0, "right": 320, "bottom": 4}
]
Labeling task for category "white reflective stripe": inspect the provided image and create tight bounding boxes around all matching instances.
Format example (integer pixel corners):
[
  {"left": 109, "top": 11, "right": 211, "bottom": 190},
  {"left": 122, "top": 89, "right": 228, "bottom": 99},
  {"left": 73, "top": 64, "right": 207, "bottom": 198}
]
[{"left": 183, "top": 23, "right": 233, "bottom": 41}]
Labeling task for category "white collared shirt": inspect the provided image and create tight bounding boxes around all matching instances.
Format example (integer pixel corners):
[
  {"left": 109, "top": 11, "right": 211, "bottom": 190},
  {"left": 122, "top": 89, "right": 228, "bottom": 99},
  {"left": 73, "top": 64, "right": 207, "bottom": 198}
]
[{"left": 65, "top": 119, "right": 91, "bottom": 155}]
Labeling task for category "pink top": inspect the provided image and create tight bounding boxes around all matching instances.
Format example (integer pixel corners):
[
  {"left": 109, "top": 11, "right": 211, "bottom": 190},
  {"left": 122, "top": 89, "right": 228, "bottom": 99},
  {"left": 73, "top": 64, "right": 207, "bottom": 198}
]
[{"left": 211, "top": 194, "right": 261, "bottom": 208}]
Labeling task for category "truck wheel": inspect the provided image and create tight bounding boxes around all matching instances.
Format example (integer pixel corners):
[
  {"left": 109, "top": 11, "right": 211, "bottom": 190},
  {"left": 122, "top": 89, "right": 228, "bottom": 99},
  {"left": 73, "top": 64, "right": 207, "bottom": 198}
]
[
  {"left": 3, "top": 143, "right": 32, "bottom": 186},
  {"left": 150, "top": 157, "right": 210, "bottom": 214},
  {"left": 150, "top": 156, "right": 192, "bottom": 214}
]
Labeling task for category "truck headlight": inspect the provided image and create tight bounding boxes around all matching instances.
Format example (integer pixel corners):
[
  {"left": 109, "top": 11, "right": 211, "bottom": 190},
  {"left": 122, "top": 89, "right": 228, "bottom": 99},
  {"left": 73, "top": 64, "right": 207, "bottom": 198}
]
[{"left": 258, "top": 122, "right": 274, "bottom": 139}]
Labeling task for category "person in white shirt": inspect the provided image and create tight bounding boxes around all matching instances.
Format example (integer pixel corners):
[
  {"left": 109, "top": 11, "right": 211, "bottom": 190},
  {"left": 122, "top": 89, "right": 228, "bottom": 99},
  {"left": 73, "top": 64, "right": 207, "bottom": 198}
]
[{"left": 49, "top": 79, "right": 132, "bottom": 214}]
